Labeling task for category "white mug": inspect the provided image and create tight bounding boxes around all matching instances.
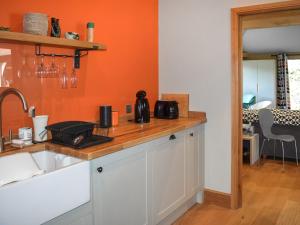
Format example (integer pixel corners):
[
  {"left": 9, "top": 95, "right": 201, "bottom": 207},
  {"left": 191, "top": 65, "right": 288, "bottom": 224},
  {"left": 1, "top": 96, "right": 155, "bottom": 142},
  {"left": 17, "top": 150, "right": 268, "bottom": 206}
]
[
  {"left": 18, "top": 127, "right": 32, "bottom": 141},
  {"left": 32, "top": 115, "right": 48, "bottom": 142}
]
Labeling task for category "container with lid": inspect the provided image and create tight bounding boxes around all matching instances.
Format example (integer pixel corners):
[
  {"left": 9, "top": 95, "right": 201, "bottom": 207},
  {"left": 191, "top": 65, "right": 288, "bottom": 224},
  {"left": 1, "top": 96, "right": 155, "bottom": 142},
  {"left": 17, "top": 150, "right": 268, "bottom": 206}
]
[
  {"left": 87, "top": 22, "right": 94, "bottom": 42},
  {"left": 23, "top": 13, "right": 48, "bottom": 36}
]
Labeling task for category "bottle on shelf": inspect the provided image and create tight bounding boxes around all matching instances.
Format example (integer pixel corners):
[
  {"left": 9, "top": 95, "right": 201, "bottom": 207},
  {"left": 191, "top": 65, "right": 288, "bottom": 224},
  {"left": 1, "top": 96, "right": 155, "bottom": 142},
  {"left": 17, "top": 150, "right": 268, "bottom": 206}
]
[{"left": 87, "top": 22, "right": 94, "bottom": 42}]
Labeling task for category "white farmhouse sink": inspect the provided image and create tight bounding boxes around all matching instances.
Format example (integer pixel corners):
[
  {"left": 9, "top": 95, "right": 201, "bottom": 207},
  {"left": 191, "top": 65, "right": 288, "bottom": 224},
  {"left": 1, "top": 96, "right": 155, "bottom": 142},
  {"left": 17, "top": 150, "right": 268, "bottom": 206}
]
[{"left": 0, "top": 150, "right": 90, "bottom": 225}]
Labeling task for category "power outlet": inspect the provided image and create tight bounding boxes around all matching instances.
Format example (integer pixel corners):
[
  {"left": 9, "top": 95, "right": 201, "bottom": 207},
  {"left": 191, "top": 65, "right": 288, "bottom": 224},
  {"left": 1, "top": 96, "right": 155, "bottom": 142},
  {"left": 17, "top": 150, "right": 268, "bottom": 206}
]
[{"left": 126, "top": 104, "right": 132, "bottom": 114}]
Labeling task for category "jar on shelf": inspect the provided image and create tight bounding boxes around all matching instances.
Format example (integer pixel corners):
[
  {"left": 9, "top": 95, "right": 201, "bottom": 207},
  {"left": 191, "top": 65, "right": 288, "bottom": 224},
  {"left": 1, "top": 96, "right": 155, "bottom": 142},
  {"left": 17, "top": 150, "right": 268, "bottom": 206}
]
[
  {"left": 23, "top": 13, "right": 48, "bottom": 36},
  {"left": 87, "top": 22, "right": 94, "bottom": 42}
]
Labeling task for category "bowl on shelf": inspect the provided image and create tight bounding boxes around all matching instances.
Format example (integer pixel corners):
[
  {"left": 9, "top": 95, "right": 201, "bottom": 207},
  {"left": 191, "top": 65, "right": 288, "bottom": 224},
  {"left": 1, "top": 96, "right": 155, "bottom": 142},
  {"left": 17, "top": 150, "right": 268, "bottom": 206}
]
[{"left": 65, "top": 32, "right": 80, "bottom": 40}]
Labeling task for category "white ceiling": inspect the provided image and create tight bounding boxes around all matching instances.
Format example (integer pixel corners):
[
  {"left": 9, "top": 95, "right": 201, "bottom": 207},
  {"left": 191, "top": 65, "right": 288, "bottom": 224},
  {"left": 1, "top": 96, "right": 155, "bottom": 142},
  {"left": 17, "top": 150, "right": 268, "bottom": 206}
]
[{"left": 243, "top": 25, "right": 300, "bottom": 53}]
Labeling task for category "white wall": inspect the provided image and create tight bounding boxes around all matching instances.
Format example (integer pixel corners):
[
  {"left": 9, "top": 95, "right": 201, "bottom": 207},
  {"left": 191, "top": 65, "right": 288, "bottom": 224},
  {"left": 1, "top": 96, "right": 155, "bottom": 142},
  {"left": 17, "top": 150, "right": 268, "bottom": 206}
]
[{"left": 159, "top": 0, "right": 287, "bottom": 193}]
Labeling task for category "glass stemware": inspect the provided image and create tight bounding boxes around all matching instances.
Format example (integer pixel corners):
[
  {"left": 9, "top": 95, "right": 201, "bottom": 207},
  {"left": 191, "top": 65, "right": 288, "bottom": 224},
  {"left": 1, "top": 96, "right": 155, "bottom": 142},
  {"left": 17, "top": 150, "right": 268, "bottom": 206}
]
[
  {"left": 70, "top": 68, "right": 77, "bottom": 88},
  {"left": 59, "top": 61, "right": 68, "bottom": 89},
  {"left": 35, "top": 56, "right": 48, "bottom": 78},
  {"left": 48, "top": 55, "right": 59, "bottom": 78}
]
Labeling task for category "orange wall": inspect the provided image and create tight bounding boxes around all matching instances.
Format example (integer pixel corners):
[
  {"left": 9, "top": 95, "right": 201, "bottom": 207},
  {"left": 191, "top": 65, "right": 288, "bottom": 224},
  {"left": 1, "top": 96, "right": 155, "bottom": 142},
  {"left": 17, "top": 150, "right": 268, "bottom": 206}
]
[{"left": 0, "top": 0, "right": 158, "bottom": 134}]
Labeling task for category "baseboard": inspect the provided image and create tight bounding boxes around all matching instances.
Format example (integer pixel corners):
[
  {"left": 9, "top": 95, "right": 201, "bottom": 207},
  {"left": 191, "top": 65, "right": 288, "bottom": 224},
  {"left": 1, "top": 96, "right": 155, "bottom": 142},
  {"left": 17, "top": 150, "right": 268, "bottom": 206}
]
[
  {"left": 204, "top": 189, "right": 231, "bottom": 208},
  {"left": 158, "top": 195, "right": 197, "bottom": 225}
]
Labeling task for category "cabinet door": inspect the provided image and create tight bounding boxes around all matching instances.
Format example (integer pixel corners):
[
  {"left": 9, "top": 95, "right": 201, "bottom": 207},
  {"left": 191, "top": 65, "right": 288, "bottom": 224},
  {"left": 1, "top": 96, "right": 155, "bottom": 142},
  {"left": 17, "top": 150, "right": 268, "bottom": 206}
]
[
  {"left": 243, "top": 60, "right": 258, "bottom": 97},
  {"left": 257, "top": 60, "right": 276, "bottom": 104},
  {"left": 186, "top": 127, "right": 200, "bottom": 198},
  {"left": 92, "top": 145, "right": 148, "bottom": 225},
  {"left": 197, "top": 125, "right": 205, "bottom": 191},
  {"left": 185, "top": 125, "right": 205, "bottom": 200},
  {"left": 243, "top": 59, "right": 276, "bottom": 105},
  {"left": 149, "top": 131, "right": 186, "bottom": 224}
]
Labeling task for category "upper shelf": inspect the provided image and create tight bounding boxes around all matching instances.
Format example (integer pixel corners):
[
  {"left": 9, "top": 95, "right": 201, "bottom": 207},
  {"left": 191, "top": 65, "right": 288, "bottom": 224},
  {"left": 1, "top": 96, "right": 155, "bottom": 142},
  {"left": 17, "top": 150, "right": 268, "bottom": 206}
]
[{"left": 0, "top": 31, "right": 106, "bottom": 50}]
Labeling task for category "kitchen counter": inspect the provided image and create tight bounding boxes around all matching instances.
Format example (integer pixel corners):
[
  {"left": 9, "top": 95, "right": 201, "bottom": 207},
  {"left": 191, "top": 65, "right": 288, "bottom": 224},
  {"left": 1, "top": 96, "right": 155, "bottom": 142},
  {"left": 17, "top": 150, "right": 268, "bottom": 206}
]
[{"left": 1, "top": 111, "right": 206, "bottom": 160}]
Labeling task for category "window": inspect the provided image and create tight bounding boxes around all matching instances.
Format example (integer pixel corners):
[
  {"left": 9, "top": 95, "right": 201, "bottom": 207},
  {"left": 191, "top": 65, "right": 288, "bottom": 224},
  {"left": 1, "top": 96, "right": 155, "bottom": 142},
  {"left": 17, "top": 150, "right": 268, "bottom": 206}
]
[{"left": 288, "top": 59, "right": 300, "bottom": 110}]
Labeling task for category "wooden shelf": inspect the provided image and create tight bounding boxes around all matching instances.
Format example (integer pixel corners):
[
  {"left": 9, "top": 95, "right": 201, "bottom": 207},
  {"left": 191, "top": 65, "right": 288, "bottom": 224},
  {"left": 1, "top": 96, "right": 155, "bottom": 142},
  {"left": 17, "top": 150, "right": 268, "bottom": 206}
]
[{"left": 0, "top": 31, "right": 106, "bottom": 50}]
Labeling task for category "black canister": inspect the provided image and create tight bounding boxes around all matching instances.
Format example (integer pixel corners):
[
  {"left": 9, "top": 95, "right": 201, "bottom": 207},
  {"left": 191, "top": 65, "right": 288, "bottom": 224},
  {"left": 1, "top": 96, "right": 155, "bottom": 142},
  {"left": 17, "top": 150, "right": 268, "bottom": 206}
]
[
  {"left": 99, "top": 105, "right": 112, "bottom": 128},
  {"left": 134, "top": 90, "right": 150, "bottom": 123}
]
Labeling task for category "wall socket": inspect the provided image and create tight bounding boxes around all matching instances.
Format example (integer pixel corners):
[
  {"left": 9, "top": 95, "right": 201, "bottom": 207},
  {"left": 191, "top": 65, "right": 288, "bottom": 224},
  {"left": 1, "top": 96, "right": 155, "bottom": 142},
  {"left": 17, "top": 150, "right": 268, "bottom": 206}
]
[{"left": 126, "top": 104, "right": 132, "bottom": 114}]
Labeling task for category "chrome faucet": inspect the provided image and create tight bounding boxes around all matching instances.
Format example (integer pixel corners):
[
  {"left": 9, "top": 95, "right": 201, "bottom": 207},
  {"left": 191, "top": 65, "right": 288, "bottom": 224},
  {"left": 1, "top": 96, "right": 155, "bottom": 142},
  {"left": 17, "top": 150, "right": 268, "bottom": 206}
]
[{"left": 0, "top": 88, "right": 28, "bottom": 152}]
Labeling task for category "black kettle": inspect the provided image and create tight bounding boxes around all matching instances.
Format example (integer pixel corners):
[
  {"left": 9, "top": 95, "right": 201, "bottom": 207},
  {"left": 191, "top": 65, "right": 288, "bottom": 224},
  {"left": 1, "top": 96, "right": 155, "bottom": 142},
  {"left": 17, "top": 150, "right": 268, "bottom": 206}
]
[{"left": 134, "top": 90, "right": 150, "bottom": 123}]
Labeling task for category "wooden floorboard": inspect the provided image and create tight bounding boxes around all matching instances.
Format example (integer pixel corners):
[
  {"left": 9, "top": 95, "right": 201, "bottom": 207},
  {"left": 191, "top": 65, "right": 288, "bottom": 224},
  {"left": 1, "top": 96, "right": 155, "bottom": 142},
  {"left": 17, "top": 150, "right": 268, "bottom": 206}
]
[
  {"left": 173, "top": 160, "right": 300, "bottom": 225},
  {"left": 276, "top": 201, "right": 300, "bottom": 225}
]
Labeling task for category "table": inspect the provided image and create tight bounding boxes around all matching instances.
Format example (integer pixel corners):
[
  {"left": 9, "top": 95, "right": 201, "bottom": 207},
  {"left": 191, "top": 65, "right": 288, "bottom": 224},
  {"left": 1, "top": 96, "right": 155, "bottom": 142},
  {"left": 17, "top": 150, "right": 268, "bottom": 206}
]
[{"left": 243, "top": 133, "right": 259, "bottom": 165}]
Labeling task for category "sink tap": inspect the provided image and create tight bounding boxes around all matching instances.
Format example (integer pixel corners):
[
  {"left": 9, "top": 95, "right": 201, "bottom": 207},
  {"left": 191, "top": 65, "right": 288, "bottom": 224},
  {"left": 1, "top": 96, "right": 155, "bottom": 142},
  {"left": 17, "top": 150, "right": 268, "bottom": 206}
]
[{"left": 0, "top": 88, "right": 28, "bottom": 152}]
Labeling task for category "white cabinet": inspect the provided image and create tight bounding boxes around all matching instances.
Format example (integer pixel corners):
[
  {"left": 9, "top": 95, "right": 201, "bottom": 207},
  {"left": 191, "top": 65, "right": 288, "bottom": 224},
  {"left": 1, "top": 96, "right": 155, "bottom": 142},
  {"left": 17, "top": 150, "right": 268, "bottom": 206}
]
[
  {"left": 186, "top": 128, "right": 199, "bottom": 198},
  {"left": 43, "top": 202, "right": 93, "bottom": 225},
  {"left": 185, "top": 126, "right": 205, "bottom": 200},
  {"left": 197, "top": 125, "right": 205, "bottom": 193},
  {"left": 243, "top": 59, "right": 276, "bottom": 105},
  {"left": 148, "top": 126, "right": 205, "bottom": 225},
  {"left": 91, "top": 125, "right": 204, "bottom": 225},
  {"left": 148, "top": 131, "right": 186, "bottom": 224},
  {"left": 91, "top": 145, "right": 148, "bottom": 225},
  {"left": 43, "top": 124, "right": 205, "bottom": 225}
]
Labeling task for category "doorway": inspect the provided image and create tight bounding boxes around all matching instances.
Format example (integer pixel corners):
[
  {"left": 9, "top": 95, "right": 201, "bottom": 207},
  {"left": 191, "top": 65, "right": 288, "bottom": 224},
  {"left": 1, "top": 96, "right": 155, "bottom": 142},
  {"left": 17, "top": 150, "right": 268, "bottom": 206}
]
[{"left": 231, "top": 1, "right": 300, "bottom": 209}]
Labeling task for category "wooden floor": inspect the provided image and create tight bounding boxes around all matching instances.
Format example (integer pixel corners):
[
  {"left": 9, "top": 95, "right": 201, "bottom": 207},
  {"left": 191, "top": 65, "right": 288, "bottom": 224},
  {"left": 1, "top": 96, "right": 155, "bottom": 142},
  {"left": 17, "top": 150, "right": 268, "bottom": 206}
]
[{"left": 174, "top": 160, "right": 300, "bottom": 225}]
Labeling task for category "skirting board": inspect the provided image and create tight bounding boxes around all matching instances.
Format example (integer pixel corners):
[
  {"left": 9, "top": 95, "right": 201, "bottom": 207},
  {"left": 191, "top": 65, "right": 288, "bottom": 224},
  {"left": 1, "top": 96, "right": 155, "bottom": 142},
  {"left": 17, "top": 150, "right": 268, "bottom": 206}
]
[
  {"left": 158, "top": 194, "right": 198, "bottom": 225},
  {"left": 204, "top": 189, "right": 232, "bottom": 208}
]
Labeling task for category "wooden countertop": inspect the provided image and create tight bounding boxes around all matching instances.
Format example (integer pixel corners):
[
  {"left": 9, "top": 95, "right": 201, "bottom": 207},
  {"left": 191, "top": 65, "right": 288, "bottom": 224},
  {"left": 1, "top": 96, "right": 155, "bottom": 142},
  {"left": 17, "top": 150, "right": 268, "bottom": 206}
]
[{"left": 0, "top": 112, "right": 207, "bottom": 160}]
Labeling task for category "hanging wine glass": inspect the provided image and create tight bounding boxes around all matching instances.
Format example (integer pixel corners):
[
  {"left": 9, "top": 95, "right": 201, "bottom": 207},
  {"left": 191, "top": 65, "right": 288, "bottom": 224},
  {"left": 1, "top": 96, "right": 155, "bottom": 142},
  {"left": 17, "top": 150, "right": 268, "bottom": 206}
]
[
  {"left": 19, "top": 55, "right": 33, "bottom": 77},
  {"left": 35, "top": 55, "right": 48, "bottom": 78},
  {"left": 48, "top": 54, "right": 59, "bottom": 78},
  {"left": 70, "top": 68, "right": 77, "bottom": 88},
  {"left": 59, "top": 60, "right": 68, "bottom": 89}
]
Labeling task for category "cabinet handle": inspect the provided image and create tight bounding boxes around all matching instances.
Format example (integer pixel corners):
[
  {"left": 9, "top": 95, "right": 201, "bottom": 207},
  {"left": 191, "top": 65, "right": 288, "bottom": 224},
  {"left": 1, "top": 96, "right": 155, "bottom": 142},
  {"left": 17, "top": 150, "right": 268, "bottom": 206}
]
[
  {"left": 190, "top": 133, "right": 194, "bottom": 137},
  {"left": 97, "top": 167, "right": 103, "bottom": 173},
  {"left": 169, "top": 134, "right": 176, "bottom": 140}
]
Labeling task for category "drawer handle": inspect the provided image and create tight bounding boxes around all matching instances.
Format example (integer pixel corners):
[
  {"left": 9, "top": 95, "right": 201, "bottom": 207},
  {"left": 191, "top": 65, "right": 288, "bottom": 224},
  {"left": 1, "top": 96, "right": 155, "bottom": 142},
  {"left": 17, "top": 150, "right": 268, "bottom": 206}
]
[
  {"left": 169, "top": 134, "right": 176, "bottom": 140},
  {"left": 97, "top": 167, "right": 103, "bottom": 173},
  {"left": 190, "top": 133, "right": 194, "bottom": 137}
]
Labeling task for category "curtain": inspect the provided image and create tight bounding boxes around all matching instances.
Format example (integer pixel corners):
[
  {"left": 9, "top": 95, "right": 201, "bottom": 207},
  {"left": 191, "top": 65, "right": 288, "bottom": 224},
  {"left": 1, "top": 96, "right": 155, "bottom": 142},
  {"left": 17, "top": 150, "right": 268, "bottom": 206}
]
[{"left": 276, "top": 53, "right": 290, "bottom": 109}]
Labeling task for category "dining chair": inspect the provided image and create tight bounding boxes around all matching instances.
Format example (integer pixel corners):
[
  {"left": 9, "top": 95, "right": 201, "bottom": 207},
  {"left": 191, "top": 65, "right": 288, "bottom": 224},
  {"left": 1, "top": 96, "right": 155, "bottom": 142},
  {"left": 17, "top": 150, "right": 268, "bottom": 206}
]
[{"left": 258, "top": 108, "right": 298, "bottom": 169}]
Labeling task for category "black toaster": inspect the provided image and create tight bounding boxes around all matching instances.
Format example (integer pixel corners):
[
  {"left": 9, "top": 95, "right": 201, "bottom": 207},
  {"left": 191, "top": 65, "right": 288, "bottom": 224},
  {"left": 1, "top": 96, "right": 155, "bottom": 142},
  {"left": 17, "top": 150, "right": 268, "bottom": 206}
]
[{"left": 154, "top": 100, "right": 179, "bottom": 119}]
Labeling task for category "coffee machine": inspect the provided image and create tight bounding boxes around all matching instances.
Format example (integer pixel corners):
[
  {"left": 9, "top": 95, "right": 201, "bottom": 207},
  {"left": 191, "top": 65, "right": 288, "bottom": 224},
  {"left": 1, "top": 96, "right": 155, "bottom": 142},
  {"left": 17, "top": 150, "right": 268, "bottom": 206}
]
[{"left": 134, "top": 90, "right": 150, "bottom": 123}]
